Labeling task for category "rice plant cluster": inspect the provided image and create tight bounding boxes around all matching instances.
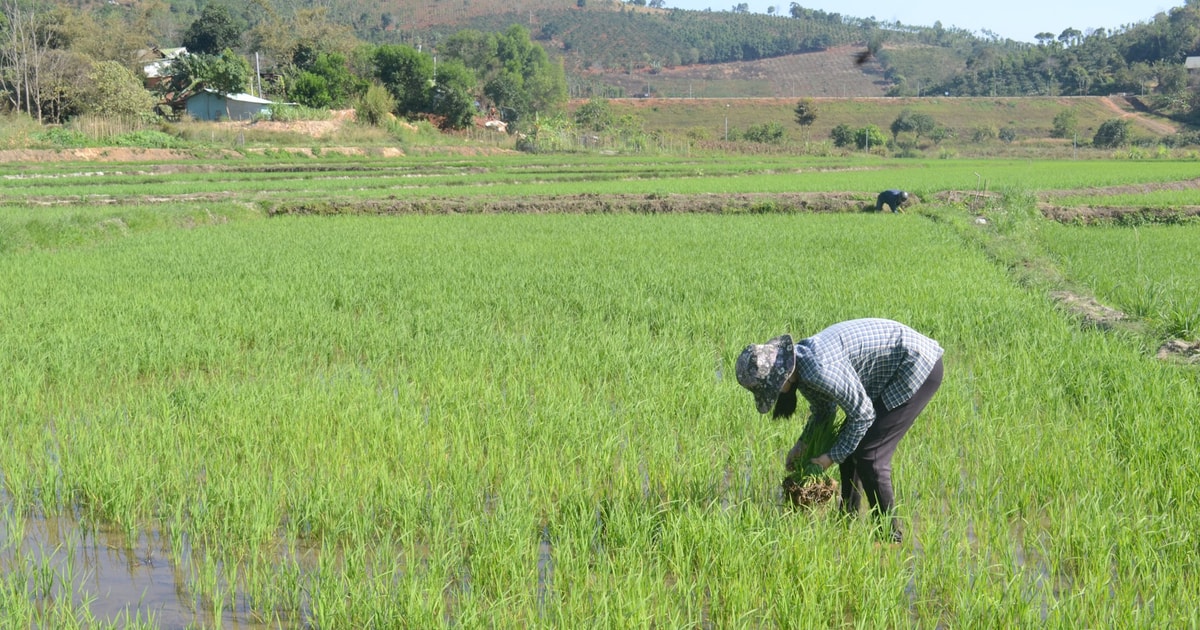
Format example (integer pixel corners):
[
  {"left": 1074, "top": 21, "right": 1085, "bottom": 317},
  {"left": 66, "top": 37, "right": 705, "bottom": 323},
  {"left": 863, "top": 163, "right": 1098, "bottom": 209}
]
[{"left": 0, "top": 156, "right": 1198, "bottom": 627}]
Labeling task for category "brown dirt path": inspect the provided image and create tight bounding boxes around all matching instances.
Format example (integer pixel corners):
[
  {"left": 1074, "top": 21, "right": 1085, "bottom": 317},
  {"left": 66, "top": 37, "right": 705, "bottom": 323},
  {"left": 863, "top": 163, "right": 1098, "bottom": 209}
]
[{"left": 1097, "top": 96, "right": 1177, "bottom": 135}]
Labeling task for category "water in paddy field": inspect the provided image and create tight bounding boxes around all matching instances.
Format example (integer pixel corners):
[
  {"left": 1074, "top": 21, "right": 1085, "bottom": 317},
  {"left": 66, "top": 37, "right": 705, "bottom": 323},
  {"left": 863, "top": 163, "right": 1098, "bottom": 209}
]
[{"left": 0, "top": 487, "right": 308, "bottom": 629}]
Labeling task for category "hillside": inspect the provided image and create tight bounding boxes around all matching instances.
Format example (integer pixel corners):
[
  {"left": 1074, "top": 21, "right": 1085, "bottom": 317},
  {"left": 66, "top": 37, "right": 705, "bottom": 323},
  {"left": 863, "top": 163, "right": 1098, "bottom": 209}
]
[
  {"left": 576, "top": 46, "right": 892, "bottom": 98},
  {"left": 588, "top": 95, "right": 1184, "bottom": 148},
  {"left": 8, "top": 0, "right": 1198, "bottom": 132}
]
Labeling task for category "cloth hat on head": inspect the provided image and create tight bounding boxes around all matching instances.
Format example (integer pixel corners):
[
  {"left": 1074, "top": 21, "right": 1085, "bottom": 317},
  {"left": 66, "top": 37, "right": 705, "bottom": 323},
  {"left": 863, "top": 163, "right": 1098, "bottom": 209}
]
[{"left": 735, "top": 334, "right": 796, "bottom": 414}]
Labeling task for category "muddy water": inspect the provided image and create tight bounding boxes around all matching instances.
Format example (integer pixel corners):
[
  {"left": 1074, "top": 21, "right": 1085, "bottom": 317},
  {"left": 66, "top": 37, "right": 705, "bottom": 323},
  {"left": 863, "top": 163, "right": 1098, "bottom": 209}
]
[{"left": 0, "top": 497, "right": 300, "bottom": 629}]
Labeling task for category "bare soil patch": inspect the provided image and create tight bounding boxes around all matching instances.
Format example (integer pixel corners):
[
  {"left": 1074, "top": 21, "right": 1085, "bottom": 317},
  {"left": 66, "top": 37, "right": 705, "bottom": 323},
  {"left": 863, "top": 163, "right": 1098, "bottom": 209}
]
[
  {"left": 241, "top": 146, "right": 407, "bottom": 158},
  {"left": 0, "top": 148, "right": 226, "bottom": 163},
  {"left": 1157, "top": 339, "right": 1200, "bottom": 364},
  {"left": 266, "top": 191, "right": 876, "bottom": 216},
  {"left": 1040, "top": 205, "right": 1200, "bottom": 223},
  {"left": 1050, "top": 291, "right": 1128, "bottom": 330}
]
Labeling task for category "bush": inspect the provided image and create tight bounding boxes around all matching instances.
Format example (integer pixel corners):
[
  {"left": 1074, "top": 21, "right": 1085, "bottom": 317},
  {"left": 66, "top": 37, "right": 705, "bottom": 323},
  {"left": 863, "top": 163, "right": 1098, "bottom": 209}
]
[
  {"left": 111, "top": 130, "right": 185, "bottom": 148},
  {"left": 32, "top": 127, "right": 90, "bottom": 148},
  {"left": 290, "top": 72, "right": 332, "bottom": 109},
  {"left": 742, "top": 121, "right": 785, "bottom": 144},
  {"left": 1051, "top": 109, "right": 1078, "bottom": 139},
  {"left": 971, "top": 125, "right": 998, "bottom": 143},
  {"left": 830, "top": 123, "right": 855, "bottom": 147},
  {"left": 355, "top": 83, "right": 396, "bottom": 127},
  {"left": 854, "top": 124, "right": 887, "bottom": 151},
  {"left": 265, "top": 105, "right": 332, "bottom": 122},
  {"left": 831, "top": 123, "right": 884, "bottom": 150},
  {"left": 1093, "top": 118, "right": 1132, "bottom": 148}
]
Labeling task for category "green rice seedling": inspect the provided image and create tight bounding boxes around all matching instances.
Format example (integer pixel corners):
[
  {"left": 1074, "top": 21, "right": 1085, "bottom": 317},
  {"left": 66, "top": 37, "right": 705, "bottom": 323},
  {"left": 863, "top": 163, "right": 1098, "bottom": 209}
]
[{"left": 3, "top": 153, "right": 1200, "bottom": 626}]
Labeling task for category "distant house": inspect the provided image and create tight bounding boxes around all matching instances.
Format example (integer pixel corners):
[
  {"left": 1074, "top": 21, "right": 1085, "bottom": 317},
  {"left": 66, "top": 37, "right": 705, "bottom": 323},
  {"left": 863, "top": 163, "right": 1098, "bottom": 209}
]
[
  {"left": 184, "top": 89, "right": 276, "bottom": 121},
  {"left": 138, "top": 46, "right": 188, "bottom": 89}
]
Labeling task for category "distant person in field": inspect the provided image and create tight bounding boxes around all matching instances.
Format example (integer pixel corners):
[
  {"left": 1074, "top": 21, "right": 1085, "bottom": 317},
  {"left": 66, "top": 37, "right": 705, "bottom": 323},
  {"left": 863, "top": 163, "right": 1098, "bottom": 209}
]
[
  {"left": 735, "top": 319, "right": 944, "bottom": 543},
  {"left": 876, "top": 189, "right": 910, "bottom": 213}
]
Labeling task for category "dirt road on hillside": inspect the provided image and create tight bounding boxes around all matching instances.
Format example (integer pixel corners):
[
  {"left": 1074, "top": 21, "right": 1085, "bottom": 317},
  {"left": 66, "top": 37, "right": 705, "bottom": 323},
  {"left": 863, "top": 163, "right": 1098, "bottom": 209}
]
[{"left": 1098, "top": 96, "right": 1177, "bottom": 135}]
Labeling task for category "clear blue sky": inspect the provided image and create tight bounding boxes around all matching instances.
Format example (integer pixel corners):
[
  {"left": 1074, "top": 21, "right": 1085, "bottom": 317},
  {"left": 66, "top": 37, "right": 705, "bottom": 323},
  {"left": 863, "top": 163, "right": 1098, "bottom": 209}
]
[{"left": 663, "top": 0, "right": 1180, "bottom": 43}]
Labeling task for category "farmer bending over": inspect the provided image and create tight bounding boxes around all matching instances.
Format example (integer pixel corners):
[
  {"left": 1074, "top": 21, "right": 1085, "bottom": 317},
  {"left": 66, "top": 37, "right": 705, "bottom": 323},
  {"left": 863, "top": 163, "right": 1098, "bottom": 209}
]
[
  {"left": 736, "top": 318, "right": 944, "bottom": 543},
  {"left": 876, "top": 189, "right": 909, "bottom": 213}
]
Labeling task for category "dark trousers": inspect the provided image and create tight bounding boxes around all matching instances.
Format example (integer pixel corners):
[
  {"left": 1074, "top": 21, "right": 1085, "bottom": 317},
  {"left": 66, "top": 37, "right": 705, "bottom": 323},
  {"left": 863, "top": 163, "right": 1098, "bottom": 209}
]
[{"left": 839, "top": 358, "right": 943, "bottom": 541}]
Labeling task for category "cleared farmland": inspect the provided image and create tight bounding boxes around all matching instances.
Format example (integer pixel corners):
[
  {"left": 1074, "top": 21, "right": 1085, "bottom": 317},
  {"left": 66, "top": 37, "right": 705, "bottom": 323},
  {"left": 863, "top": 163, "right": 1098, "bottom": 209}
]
[{"left": 0, "top": 155, "right": 1198, "bottom": 627}]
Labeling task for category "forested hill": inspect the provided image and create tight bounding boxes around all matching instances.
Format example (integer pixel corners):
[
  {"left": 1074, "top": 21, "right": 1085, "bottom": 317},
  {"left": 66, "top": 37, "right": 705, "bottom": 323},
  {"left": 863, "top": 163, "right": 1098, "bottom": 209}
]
[
  {"left": 20, "top": 0, "right": 1200, "bottom": 118},
  {"left": 111, "top": 0, "right": 1198, "bottom": 95}
]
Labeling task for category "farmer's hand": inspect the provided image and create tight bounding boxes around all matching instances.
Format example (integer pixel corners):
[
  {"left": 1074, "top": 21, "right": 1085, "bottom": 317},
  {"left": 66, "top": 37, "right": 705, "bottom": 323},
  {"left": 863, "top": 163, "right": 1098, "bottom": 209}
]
[
  {"left": 810, "top": 453, "right": 834, "bottom": 471},
  {"left": 785, "top": 440, "right": 807, "bottom": 471}
]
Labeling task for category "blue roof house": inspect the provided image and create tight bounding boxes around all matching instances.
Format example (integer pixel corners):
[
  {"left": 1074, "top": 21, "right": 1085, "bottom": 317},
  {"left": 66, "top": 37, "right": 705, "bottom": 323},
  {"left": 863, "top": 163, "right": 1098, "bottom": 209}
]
[{"left": 185, "top": 89, "right": 276, "bottom": 121}]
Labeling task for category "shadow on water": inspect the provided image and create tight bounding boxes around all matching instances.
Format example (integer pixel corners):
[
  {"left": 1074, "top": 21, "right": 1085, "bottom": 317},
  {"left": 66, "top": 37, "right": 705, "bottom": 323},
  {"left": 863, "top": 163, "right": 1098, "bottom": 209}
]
[
  {"left": 536, "top": 524, "right": 554, "bottom": 620},
  {"left": 0, "top": 488, "right": 316, "bottom": 629}
]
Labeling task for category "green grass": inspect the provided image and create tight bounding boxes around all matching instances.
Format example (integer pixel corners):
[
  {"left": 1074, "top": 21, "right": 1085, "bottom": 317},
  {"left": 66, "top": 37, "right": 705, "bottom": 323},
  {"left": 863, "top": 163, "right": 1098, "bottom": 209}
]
[
  {"left": 1039, "top": 222, "right": 1200, "bottom": 339},
  {"left": 1, "top": 155, "right": 1198, "bottom": 626},
  {"left": 1048, "top": 190, "right": 1200, "bottom": 210}
]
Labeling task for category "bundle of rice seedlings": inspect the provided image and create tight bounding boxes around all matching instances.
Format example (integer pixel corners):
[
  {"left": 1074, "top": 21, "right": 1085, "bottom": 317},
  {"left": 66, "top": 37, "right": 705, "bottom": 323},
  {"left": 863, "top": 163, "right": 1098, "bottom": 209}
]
[{"left": 781, "top": 415, "right": 842, "bottom": 508}]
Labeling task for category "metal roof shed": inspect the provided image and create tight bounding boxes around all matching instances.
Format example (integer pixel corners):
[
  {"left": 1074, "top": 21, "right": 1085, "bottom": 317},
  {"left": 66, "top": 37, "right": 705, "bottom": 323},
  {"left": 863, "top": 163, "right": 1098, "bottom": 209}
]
[{"left": 185, "top": 89, "right": 276, "bottom": 121}]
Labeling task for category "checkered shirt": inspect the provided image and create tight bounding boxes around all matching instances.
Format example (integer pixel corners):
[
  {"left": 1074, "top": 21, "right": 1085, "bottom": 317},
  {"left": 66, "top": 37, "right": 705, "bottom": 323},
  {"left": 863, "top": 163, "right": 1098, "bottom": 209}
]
[{"left": 793, "top": 318, "right": 943, "bottom": 463}]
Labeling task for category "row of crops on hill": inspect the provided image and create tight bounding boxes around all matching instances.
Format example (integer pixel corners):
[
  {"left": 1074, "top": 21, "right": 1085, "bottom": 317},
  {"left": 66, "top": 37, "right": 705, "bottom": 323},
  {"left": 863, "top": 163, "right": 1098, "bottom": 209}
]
[
  {"left": 1, "top": 154, "right": 1198, "bottom": 627},
  {"left": 461, "top": 9, "right": 879, "bottom": 71}
]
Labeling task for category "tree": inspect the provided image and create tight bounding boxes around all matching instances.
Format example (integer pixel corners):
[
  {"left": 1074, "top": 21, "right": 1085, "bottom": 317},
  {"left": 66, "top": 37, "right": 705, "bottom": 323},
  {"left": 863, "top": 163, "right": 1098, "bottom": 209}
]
[
  {"left": 429, "top": 59, "right": 477, "bottom": 130},
  {"left": 182, "top": 4, "right": 243, "bottom": 55},
  {"left": 85, "top": 60, "right": 156, "bottom": 118},
  {"left": 1154, "top": 61, "right": 1187, "bottom": 95},
  {"left": 494, "top": 25, "right": 567, "bottom": 120},
  {"left": 205, "top": 49, "right": 253, "bottom": 95},
  {"left": 890, "top": 109, "right": 936, "bottom": 140},
  {"left": 34, "top": 48, "right": 93, "bottom": 123},
  {"left": 1050, "top": 108, "right": 1078, "bottom": 139},
  {"left": 44, "top": 4, "right": 156, "bottom": 69},
  {"left": 998, "top": 126, "right": 1018, "bottom": 143},
  {"left": 246, "top": 6, "right": 357, "bottom": 70},
  {"left": 574, "top": 97, "right": 615, "bottom": 131},
  {"left": 1058, "top": 27, "right": 1082, "bottom": 47},
  {"left": 1, "top": 0, "right": 54, "bottom": 121},
  {"left": 1093, "top": 118, "right": 1131, "bottom": 148},
  {"left": 300, "top": 52, "right": 359, "bottom": 107},
  {"left": 373, "top": 44, "right": 433, "bottom": 117},
  {"left": 793, "top": 98, "right": 817, "bottom": 128},
  {"left": 161, "top": 49, "right": 252, "bottom": 97},
  {"left": 446, "top": 25, "right": 567, "bottom": 126}
]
